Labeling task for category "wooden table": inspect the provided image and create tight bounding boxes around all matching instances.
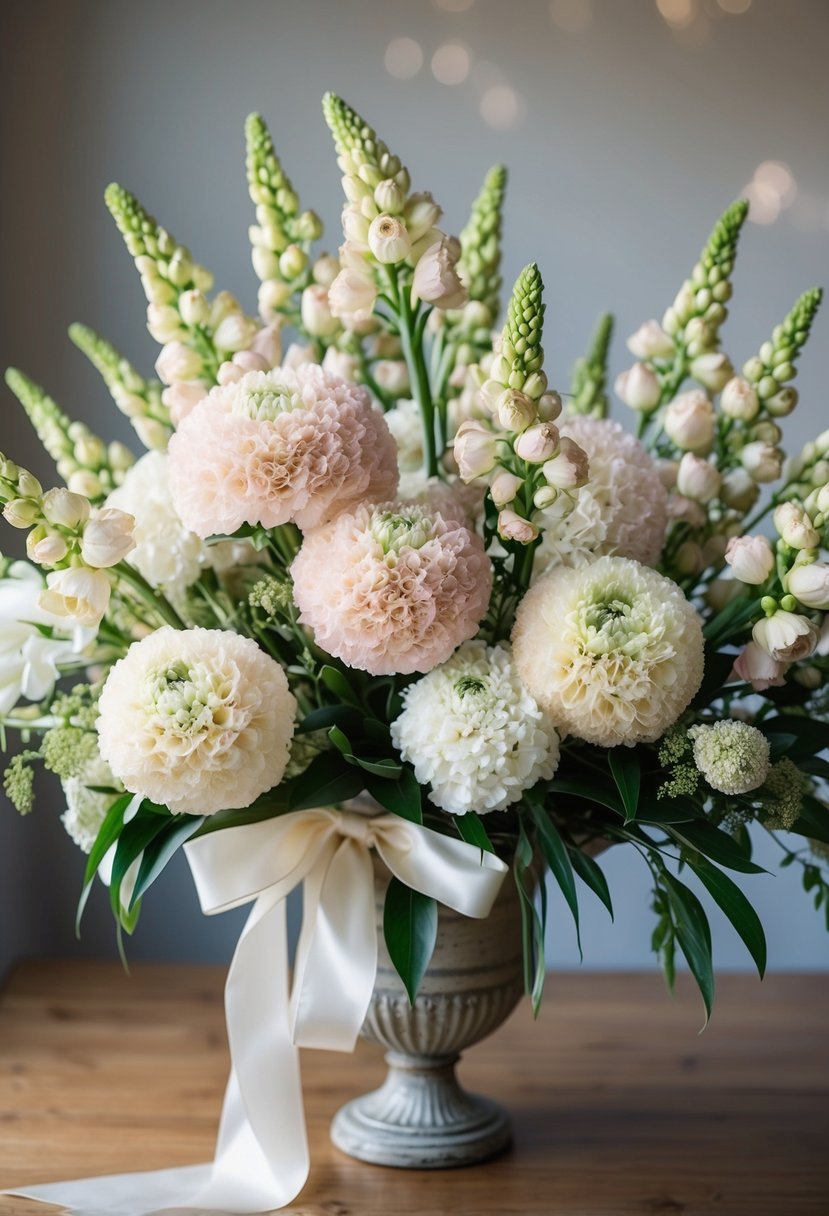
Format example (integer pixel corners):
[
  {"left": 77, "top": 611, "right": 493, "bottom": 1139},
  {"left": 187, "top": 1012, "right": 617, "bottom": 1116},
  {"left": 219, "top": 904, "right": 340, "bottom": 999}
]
[{"left": 0, "top": 961, "right": 827, "bottom": 1215}]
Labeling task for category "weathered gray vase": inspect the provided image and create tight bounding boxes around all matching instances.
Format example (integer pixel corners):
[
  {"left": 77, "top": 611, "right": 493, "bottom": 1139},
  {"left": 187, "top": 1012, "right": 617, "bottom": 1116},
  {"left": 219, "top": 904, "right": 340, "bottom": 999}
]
[{"left": 330, "top": 851, "right": 524, "bottom": 1169}]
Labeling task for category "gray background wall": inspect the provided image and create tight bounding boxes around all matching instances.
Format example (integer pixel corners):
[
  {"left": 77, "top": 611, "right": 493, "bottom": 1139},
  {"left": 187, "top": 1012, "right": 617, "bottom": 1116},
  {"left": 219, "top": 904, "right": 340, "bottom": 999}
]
[{"left": 1, "top": 0, "right": 827, "bottom": 979}]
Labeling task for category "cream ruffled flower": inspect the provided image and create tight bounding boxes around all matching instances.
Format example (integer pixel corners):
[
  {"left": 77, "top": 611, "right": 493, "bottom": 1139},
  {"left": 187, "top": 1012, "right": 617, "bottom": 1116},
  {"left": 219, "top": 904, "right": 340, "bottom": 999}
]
[
  {"left": 61, "top": 754, "right": 123, "bottom": 853},
  {"left": 97, "top": 627, "right": 296, "bottom": 815},
  {"left": 291, "top": 502, "right": 492, "bottom": 676},
  {"left": 512, "top": 555, "right": 704, "bottom": 747},
  {"left": 688, "top": 720, "right": 770, "bottom": 795},
  {"left": 535, "top": 417, "right": 668, "bottom": 571},
  {"left": 107, "top": 452, "right": 205, "bottom": 605},
  {"left": 391, "top": 640, "right": 559, "bottom": 815},
  {"left": 168, "top": 365, "right": 399, "bottom": 537}
]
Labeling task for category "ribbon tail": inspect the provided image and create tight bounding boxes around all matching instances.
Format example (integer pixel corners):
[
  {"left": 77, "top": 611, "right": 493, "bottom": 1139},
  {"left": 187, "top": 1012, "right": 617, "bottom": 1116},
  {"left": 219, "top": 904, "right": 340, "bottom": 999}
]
[{"left": 3, "top": 1164, "right": 212, "bottom": 1216}]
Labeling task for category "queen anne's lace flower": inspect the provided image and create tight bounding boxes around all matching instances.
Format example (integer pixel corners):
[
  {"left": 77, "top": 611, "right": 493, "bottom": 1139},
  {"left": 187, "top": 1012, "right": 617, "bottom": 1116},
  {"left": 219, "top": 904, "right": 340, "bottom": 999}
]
[
  {"left": 97, "top": 626, "right": 296, "bottom": 814},
  {"left": 61, "top": 754, "right": 122, "bottom": 853},
  {"left": 291, "top": 502, "right": 491, "bottom": 675},
  {"left": 167, "top": 365, "right": 399, "bottom": 537},
  {"left": 512, "top": 555, "right": 703, "bottom": 747},
  {"left": 391, "top": 640, "right": 559, "bottom": 815},
  {"left": 688, "top": 720, "right": 770, "bottom": 795},
  {"left": 535, "top": 417, "right": 668, "bottom": 572},
  {"left": 107, "top": 452, "right": 205, "bottom": 605}
]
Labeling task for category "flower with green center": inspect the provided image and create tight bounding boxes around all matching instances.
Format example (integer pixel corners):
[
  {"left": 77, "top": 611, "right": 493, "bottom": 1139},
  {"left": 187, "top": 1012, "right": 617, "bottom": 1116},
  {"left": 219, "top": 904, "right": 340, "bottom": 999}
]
[
  {"left": 512, "top": 555, "right": 704, "bottom": 747},
  {"left": 688, "top": 720, "right": 770, "bottom": 795},
  {"left": 231, "top": 383, "right": 302, "bottom": 422}
]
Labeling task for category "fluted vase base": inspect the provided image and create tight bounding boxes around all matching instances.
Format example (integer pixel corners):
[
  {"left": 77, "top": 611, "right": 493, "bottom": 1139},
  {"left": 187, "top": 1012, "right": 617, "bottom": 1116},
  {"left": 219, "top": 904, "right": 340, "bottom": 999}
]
[{"left": 331, "top": 1049, "right": 511, "bottom": 1169}]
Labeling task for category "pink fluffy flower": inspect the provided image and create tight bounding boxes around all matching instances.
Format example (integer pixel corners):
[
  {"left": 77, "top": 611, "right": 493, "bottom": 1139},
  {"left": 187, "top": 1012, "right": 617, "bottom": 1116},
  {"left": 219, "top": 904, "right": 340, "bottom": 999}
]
[
  {"left": 167, "top": 365, "right": 399, "bottom": 537},
  {"left": 291, "top": 502, "right": 492, "bottom": 675}
]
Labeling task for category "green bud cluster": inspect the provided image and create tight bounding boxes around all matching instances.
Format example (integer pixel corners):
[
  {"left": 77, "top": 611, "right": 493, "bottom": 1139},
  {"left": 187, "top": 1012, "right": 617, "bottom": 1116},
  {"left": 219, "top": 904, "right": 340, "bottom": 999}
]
[
  {"left": 41, "top": 726, "right": 98, "bottom": 781},
  {"left": 248, "top": 574, "right": 295, "bottom": 621},
  {"left": 105, "top": 182, "right": 214, "bottom": 303},
  {"left": 458, "top": 165, "right": 507, "bottom": 325},
  {"left": 0, "top": 449, "right": 43, "bottom": 523},
  {"left": 742, "top": 288, "right": 822, "bottom": 416},
  {"left": 498, "top": 263, "right": 547, "bottom": 395},
  {"left": 69, "top": 324, "right": 172, "bottom": 451},
  {"left": 322, "top": 93, "right": 407, "bottom": 184},
  {"left": 5, "top": 369, "right": 131, "bottom": 501},
  {"left": 782, "top": 427, "right": 829, "bottom": 500},
  {"left": 3, "top": 751, "right": 37, "bottom": 816},
  {"left": 760, "top": 757, "right": 809, "bottom": 830},
  {"left": 662, "top": 199, "right": 748, "bottom": 351},
  {"left": 569, "top": 313, "right": 614, "bottom": 418}
]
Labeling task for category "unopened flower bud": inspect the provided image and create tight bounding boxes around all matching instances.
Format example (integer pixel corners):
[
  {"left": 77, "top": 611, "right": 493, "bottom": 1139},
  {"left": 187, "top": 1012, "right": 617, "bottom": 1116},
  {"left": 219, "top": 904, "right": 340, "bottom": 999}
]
[
  {"left": 74, "top": 436, "right": 105, "bottom": 468},
  {"left": 514, "top": 423, "right": 559, "bottom": 464},
  {"left": 373, "top": 360, "right": 410, "bottom": 396},
  {"left": 411, "top": 236, "right": 466, "bottom": 309},
  {"left": 720, "top": 468, "right": 759, "bottom": 513},
  {"left": 787, "top": 561, "right": 829, "bottom": 610},
  {"left": 453, "top": 420, "right": 498, "bottom": 482},
  {"left": 147, "top": 303, "right": 185, "bottom": 344},
  {"left": 132, "top": 417, "right": 170, "bottom": 450},
  {"left": 258, "top": 279, "right": 292, "bottom": 320},
  {"left": 295, "top": 210, "right": 323, "bottom": 242},
  {"left": 521, "top": 372, "right": 548, "bottom": 401},
  {"left": 676, "top": 453, "right": 721, "bottom": 503},
  {"left": 533, "top": 485, "right": 558, "bottom": 509},
  {"left": 497, "top": 508, "right": 539, "bottom": 544},
  {"left": 41, "top": 487, "right": 90, "bottom": 529},
  {"left": 663, "top": 390, "right": 715, "bottom": 454},
  {"left": 537, "top": 391, "right": 562, "bottom": 422},
  {"left": 720, "top": 376, "right": 759, "bottom": 422},
  {"left": 674, "top": 541, "right": 704, "bottom": 576},
  {"left": 278, "top": 244, "right": 308, "bottom": 280},
  {"left": 725, "top": 535, "right": 774, "bottom": 585},
  {"left": 750, "top": 421, "right": 782, "bottom": 446},
  {"left": 765, "top": 386, "right": 799, "bottom": 417},
  {"left": 80, "top": 507, "right": 135, "bottom": 568},
  {"left": 497, "top": 390, "right": 536, "bottom": 433},
  {"left": 373, "top": 179, "right": 405, "bottom": 215},
  {"left": 300, "top": 285, "right": 339, "bottom": 338},
  {"left": 328, "top": 267, "right": 377, "bottom": 323},
  {"left": 155, "top": 341, "right": 204, "bottom": 386},
  {"left": 367, "top": 215, "right": 411, "bottom": 265},
  {"left": 741, "top": 441, "right": 782, "bottom": 484},
  {"left": 690, "top": 352, "right": 733, "bottom": 392},
  {"left": 404, "top": 193, "right": 443, "bottom": 243},
  {"left": 67, "top": 470, "right": 104, "bottom": 500},
  {"left": 27, "top": 527, "right": 68, "bottom": 566},
  {"left": 542, "top": 436, "right": 590, "bottom": 490},
  {"left": 774, "top": 502, "right": 820, "bottom": 550},
  {"left": 490, "top": 469, "right": 524, "bottom": 507},
  {"left": 178, "top": 289, "right": 209, "bottom": 327},
  {"left": 313, "top": 253, "right": 340, "bottom": 288},
  {"left": 214, "top": 313, "right": 258, "bottom": 354},
  {"left": 3, "top": 498, "right": 41, "bottom": 528},
  {"left": 614, "top": 363, "right": 661, "bottom": 411},
  {"left": 322, "top": 347, "right": 359, "bottom": 382},
  {"left": 252, "top": 247, "right": 281, "bottom": 281},
  {"left": 626, "top": 319, "right": 675, "bottom": 361}
]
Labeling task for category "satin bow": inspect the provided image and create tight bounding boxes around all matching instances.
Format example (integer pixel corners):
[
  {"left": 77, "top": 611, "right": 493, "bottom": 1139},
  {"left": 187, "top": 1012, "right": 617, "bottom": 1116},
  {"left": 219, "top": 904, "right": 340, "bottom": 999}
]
[{"left": 8, "top": 806, "right": 508, "bottom": 1216}]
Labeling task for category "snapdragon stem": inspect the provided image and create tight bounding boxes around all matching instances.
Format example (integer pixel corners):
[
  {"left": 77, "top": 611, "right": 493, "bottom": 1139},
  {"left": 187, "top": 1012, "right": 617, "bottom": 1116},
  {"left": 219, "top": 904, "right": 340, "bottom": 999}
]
[
  {"left": 390, "top": 268, "right": 440, "bottom": 480},
  {"left": 113, "top": 562, "right": 186, "bottom": 630}
]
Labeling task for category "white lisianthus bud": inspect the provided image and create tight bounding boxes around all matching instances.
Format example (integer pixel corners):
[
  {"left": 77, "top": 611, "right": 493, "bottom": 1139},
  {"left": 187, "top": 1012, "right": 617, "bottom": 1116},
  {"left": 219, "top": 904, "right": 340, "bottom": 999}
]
[
  {"left": 542, "top": 436, "right": 590, "bottom": 490},
  {"left": 146, "top": 303, "right": 184, "bottom": 344},
  {"left": 490, "top": 469, "right": 524, "bottom": 507},
  {"left": 155, "top": 341, "right": 204, "bottom": 386},
  {"left": 720, "top": 376, "right": 759, "bottom": 422},
  {"left": 252, "top": 247, "right": 281, "bottom": 282},
  {"left": 258, "top": 279, "right": 292, "bottom": 320},
  {"left": 279, "top": 244, "right": 308, "bottom": 280},
  {"left": 720, "top": 468, "right": 760, "bottom": 512},
  {"left": 403, "top": 193, "right": 443, "bottom": 243},
  {"left": 39, "top": 566, "right": 111, "bottom": 628},
  {"left": 690, "top": 353, "right": 733, "bottom": 392},
  {"left": 342, "top": 205, "right": 371, "bottom": 247},
  {"left": 328, "top": 268, "right": 377, "bottom": 324},
  {"left": 765, "top": 386, "right": 799, "bottom": 417},
  {"left": 741, "top": 441, "right": 782, "bottom": 484},
  {"left": 787, "top": 561, "right": 829, "bottom": 609},
  {"left": 496, "top": 390, "right": 536, "bottom": 434},
  {"left": 162, "top": 380, "right": 209, "bottom": 427},
  {"left": 497, "top": 508, "right": 539, "bottom": 544},
  {"left": 663, "top": 391, "right": 715, "bottom": 454},
  {"left": 453, "top": 420, "right": 498, "bottom": 482},
  {"left": 537, "top": 391, "right": 563, "bottom": 422},
  {"left": 724, "top": 535, "right": 775, "bottom": 585},
  {"left": 178, "top": 289, "right": 209, "bottom": 327},
  {"left": 209, "top": 291, "right": 241, "bottom": 328},
  {"left": 27, "top": 528, "right": 68, "bottom": 566},
  {"left": 322, "top": 347, "right": 359, "bottom": 382},
  {"left": 514, "top": 423, "right": 559, "bottom": 464},
  {"left": 676, "top": 453, "right": 721, "bottom": 503},
  {"left": 248, "top": 322, "right": 282, "bottom": 370},
  {"left": 753, "top": 610, "right": 818, "bottom": 662},
  {"left": 214, "top": 313, "right": 258, "bottom": 354},
  {"left": 367, "top": 215, "right": 411, "bottom": 265},
  {"left": 614, "top": 363, "right": 661, "bottom": 411},
  {"left": 80, "top": 508, "right": 136, "bottom": 569},
  {"left": 41, "top": 487, "right": 90, "bottom": 529},
  {"left": 626, "top": 320, "right": 675, "bottom": 360},
  {"left": 373, "top": 360, "right": 410, "bottom": 395},
  {"left": 281, "top": 342, "right": 316, "bottom": 371},
  {"left": 3, "top": 499, "right": 40, "bottom": 528},
  {"left": 67, "top": 470, "right": 104, "bottom": 500},
  {"left": 313, "top": 253, "right": 340, "bottom": 288},
  {"left": 373, "top": 179, "right": 405, "bottom": 215},
  {"left": 300, "top": 285, "right": 339, "bottom": 338},
  {"left": 773, "top": 502, "right": 820, "bottom": 550},
  {"left": 411, "top": 237, "right": 467, "bottom": 309},
  {"left": 732, "top": 641, "right": 788, "bottom": 691},
  {"left": 533, "top": 486, "right": 558, "bottom": 509},
  {"left": 816, "top": 483, "right": 829, "bottom": 515}
]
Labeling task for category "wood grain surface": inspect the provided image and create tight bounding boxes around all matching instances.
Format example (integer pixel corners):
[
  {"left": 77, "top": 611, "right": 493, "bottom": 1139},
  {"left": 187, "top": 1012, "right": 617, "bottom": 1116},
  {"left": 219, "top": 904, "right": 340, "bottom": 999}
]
[{"left": 0, "top": 960, "right": 827, "bottom": 1215}]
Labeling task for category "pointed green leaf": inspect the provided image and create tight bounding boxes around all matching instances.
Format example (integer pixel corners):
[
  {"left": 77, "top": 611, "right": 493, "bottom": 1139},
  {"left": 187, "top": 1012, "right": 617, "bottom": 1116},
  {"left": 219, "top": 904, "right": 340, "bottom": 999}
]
[
  {"left": 608, "top": 749, "right": 641, "bottom": 822},
  {"left": 663, "top": 872, "right": 715, "bottom": 1025},
  {"left": 383, "top": 877, "right": 438, "bottom": 1004},
  {"left": 366, "top": 766, "right": 422, "bottom": 823},
  {"left": 688, "top": 856, "right": 766, "bottom": 978},
  {"left": 452, "top": 811, "right": 496, "bottom": 856},
  {"left": 568, "top": 847, "right": 613, "bottom": 920},
  {"left": 528, "top": 804, "right": 581, "bottom": 958},
  {"left": 288, "top": 750, "right": 365, "bottom": 810},
  {"left": 668, "top": 820, "right": 765, "bottom": 873},
  {"left": 129, "top": 815, "right": 205, "bottom": 910},
  {"left": 320, "top": 665, "right": 362, "bottom": 708}
]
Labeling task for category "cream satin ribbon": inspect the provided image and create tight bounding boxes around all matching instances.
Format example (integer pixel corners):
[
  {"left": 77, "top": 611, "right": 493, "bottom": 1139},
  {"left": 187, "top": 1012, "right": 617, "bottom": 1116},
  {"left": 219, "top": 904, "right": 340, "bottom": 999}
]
[{"left": 8, "top": 806, "right": 508, "bottom": 1216}]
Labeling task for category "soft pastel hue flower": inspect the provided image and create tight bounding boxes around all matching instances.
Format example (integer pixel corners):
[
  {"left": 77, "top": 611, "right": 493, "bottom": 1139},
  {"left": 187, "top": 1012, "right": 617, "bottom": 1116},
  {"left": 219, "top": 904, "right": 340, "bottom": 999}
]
[
  {"left": 535, "top": 417, "right": 668, "bottom": 571},
  {"left": 614, "top": 363, "right": 661, "bottom": 411},
  {"left": 39, "top": 566, "right": 111, "bottom": 628},
  {"left": 498, "top": 509, "right": 539, "bottom": 543},
  {"left": 61, "top": 754, "right": 123, "bottom": 854},
  {"left": 411, "top": 237, "right": 467, "bottom": 309},
  {"left": 720, "top": 468, "right": 760, "bottom": 513},
  {"left": 164, "top": 380, "right": 209, "bottom": 427},
  {"left": 373, "top": 360, "right": 410, "bottom": 396},
  {"left": 774, "top": 502, "right": 820, "bottom": 550},
  {"left": 741, "top": 441, "right": 782, "bottom": 483},
  {"left": 155, "top": 341, "right": 203, "bottom": 386},
  {"left": 322, "top": 347, "right": 359, "bottom": 381},
  {"left": 290, "top": 501, "right": 491, "bottom": 676},
  {"left": 720, "top": 376, "right": 760, "bottom": 422},
  {"left": 512, "top": 555, "right": 704, "bottom": 747},
  {"left": 26, "top": 529, "right": 68, "bottom": 566},
  {"left": 663, "top": 390, "right": 715, "bottom": 453},
  {"left": 724, "top": 535, "right": 775, "bottom": 585},
  {"left": 689, "top": 352, "right": 733, "bottom": 392},
  {"left": 106, "top": 452, "right": 205, "bottom": 604},
  {"left": 787, "top": 561, "right": 829, "bottom": 610},
  {"left": 168, "top": 365, "right": 399, "bottom": 537},
  {"left": 541, "top": 435, "right": 590, "bottom": 491},
  {"left": 385, "top": 398, "right": 424, "bottom": 478},
  {"left": 368, "top": 214, "right": 411, "bottom": 264},
  {"left": 97, "top": 626, "right": 296, "bottom": 815},
  {"left": 490, "top": 469, "right": 524, "bottom": 507},
  {"left": 454, "top": 419, "right": 499, "bottom": 482},
  {"left": 41, "top": 488, "right": 90, "bottom": 529},
  {"left": 626, "top": 320, "right": 674, "bottom": 361},
  {"left": 514, "top": 423, "right": 559, "bottom": 464},
  {"left": 731, "top": 641, "right": 788, "bottom": 691},
  {"left": 753, "top": 610, "right": 818, "bottom": 662},
  {"left": 676, "top": 453, "right": 721, "bottom": 503},
  {"left": 391, "top": 640, "right": 559, "bottom": 815},
  {"left": 80, "top": 507, "right": 136, "bottom": 569},
  {"left": 689, "top": 720, "right": 771, "bottom": 795}
]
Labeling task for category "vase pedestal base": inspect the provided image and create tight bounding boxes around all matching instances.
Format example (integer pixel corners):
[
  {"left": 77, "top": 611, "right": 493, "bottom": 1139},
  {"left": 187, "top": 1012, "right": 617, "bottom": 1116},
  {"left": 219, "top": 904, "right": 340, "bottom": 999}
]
[{"left": 330, "top": 1050, "right": 512, "bottom": 1169}]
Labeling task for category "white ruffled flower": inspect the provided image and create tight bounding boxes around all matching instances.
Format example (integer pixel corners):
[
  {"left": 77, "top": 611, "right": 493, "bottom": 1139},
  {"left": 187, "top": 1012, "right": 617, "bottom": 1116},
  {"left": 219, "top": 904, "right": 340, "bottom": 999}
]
[
  {"left": 512, "top": 555, "right": 704, "bottom": 748},
  {"left": 97, "top": 627, "right": 296, "bottom": 815},
  {"left": 688, "top": 721, "right": 770, "bottom": 795},
  {"left": 61, "top": 754, "right": 123, "bottom": 854},
  {"left": 106, "top": 452, "right": 205, "bottom": 606},
  {"left": 534, "top": 417, "right": 668, "bottom": 572},
  {"left": 391, "top": 640, "right": 559, "bottom": 815},
  {"left": 385, "top": 398, "right": 424, "bottom": 476}
]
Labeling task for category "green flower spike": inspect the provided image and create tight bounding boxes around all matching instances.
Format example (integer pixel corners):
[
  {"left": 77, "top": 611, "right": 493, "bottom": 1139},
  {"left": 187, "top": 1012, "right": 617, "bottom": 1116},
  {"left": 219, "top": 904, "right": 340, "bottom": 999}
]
[
  {"left": 498, "top": 263, "right": 547, "bottom": 398},
  {"left": 459, "top": 165, "right": 508, "bottom": 324},
  {"left": 321, "top": 92, "right": 407, "bottom": 186},
  {"left": 104, "top": 182, "right": 214, "bottom": 304},
  {"left": 569, "top": 313, "right": 614, "bottom": 418},
  {"left": 663, "top": 198, "right": 749, "bottom": 352},
  {"left": 743, "top": 288, "right": 823, "bottom": 415},
  {"left": 69, "top": 323, "right": 172, "bottom": 452}
]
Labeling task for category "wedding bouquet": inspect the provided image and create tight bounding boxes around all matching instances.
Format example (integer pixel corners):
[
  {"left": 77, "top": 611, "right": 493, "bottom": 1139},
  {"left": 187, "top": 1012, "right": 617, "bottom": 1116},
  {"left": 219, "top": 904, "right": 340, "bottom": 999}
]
[{"left": 3, "top": 95, "right": 828, "bottom": 1034}]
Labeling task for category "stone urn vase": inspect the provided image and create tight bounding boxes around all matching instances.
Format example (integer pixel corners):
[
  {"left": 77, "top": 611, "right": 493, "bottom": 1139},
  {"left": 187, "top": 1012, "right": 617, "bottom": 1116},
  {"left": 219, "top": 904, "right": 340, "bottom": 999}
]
[{"left": 330, "top": 851, "right": 525, "bottom": 1169}]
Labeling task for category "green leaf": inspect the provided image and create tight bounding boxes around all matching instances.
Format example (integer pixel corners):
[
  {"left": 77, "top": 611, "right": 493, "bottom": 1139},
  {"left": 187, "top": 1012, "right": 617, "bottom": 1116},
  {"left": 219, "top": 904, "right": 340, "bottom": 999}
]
[
  {"left": 568, "top": 847, "right": 613, "bottom": 920},
  {"left": 514, "top": 823, "right": 546, "bottom": 1014},
  {"left": 668, "top": 820, "right": 765, "bottom": 874},
  {"left": 129, "top": 815, "right": 205, "bottom": 910},
  {"left": 296, "top": 704, "right": 363, "bottom": 735},
  {"left": 663, "top": 872, "right": 715, "bottom": 1025},
  {"left": 789, "top": 795, "right": 829, "bottom": 845},
  {"left": 76, "top": 792, "right": 134, "bottom": 936},
  {"left": 608, "top": 749, "right": 641, "bottom": 822},
  {"left": 688, "top": 856, "right": 766, "bottom": 978},
  {"left": 638, "top": 799, "right": 703, "bottom": 825},
  {"left": 383, "top": 877, "right": 438, "bottom": 1004},
  {"left": 702, "top": 595, "right": 756, "bottom": 648},
  {"left": 288, "top": 750, "right": 365, "bottom": 811},
  {"left": 547, "top": 777, "right": 624, "bottom": 817},
  {"left": 366, "top": 766, "right": 422, "bottom": 823},
  {"left": 690, "top": 649, "right": 740, "bottom": 710},
  {"left": 762, "top": 716, "right": 829, "bottom": 759},
  {"left": 345, "top": 754, "right": 403, "bottom": 779},
  {"left": 327, "top": 724, "right": 352, "bottom": 754},
  {"left": 320, "top": 665, "right": 362, "bottom": 708},
  {"left": 110, "top": 812, "right": 169, "bottom": 926},
  {"left": 452, "top": 811, "right": 496, "bottom": 855},
  {"left": 528, "top": 804, "right": 581, "bottom": 959}
]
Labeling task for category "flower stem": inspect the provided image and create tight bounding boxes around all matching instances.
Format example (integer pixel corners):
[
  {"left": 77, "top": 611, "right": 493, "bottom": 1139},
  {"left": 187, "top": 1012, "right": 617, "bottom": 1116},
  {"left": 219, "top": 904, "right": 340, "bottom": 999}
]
[
  {"left": 393, "top": 271, "right": 440, "bottom": 479},
  {"left": 113, "top": 562, "right": 186, "bottom": 630}
]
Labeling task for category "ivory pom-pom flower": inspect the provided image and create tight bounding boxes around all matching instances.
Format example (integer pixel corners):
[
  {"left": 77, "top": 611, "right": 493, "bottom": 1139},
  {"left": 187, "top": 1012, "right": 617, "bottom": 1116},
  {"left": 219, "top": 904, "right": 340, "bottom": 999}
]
[
  {"left": 391, "top": 640, "right": 559, "bottom": 815},
  {"left": 61, "top": 755, "right": 122, "bottom": 854},
  {"left": 290, "top": 502, "right": 492, "bottom": 675},
  {"left": 688, "top": 720, "right": 770, "bottom": 795},
  {"left": 97, "top": 627, "right": 296, "bottom": 815},
  {"left": 535, "top": 417, "right": 668, "bottom": 571},
  {"left": 167, "top": 365, "right": 399, "bottom": 537},
  {"left": 512, "top": 555, "right": 704, "bottom": 747}
]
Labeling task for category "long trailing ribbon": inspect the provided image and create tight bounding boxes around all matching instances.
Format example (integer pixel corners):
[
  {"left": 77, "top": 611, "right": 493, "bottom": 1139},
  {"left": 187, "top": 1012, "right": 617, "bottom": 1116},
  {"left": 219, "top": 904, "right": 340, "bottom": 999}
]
[{"left": 7, "top": 807, "right": 508, "bottom": 1215}]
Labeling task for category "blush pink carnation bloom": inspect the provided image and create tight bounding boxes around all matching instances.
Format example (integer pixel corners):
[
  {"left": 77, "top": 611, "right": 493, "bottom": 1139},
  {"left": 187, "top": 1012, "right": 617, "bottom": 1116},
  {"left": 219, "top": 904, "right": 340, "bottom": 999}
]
[
  {"left": 291, "top": 502, "right": 492, "bottom": 676},
  {"left": 167, "top": 365, "right": 399, "bottom": 537}
]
